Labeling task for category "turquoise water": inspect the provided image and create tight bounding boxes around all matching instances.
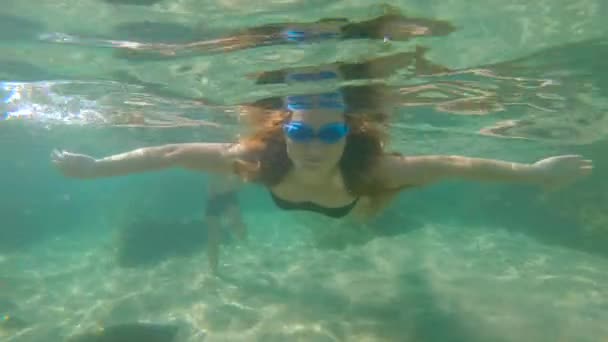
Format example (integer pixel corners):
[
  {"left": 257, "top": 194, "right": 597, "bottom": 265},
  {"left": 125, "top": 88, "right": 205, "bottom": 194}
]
[{"left": 1, "top": 1, "right": 607, "bottom": 341}]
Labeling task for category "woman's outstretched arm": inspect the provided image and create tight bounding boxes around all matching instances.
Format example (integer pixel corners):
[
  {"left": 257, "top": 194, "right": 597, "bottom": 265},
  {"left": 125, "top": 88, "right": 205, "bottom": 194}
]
[
  {"left": 379, "top": 154, "right": 593, "bottom": 190},
  {"left": 51, "top": 143, "right": 243, "bottom": 179}
]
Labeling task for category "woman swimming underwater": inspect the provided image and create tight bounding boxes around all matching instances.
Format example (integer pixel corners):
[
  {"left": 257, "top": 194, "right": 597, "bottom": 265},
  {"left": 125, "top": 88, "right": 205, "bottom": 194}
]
[{"left": 51, "top": 76, "right": 593, "bottom": 220}]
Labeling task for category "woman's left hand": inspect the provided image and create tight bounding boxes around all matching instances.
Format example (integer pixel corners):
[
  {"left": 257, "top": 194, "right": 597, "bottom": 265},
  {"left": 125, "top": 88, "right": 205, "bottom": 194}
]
[{"left": 532, "top": 155, "right": 593, "bottom": 190}]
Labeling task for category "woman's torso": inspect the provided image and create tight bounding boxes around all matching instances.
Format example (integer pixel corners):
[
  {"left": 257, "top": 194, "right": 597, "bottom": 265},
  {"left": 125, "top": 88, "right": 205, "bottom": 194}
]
[{"left": 267, "top": 163, "right": 398, "bottom": 219}]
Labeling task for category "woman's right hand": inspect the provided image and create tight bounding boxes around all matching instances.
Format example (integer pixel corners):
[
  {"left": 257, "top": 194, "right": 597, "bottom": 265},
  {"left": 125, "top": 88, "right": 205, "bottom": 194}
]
[
  {"left": 532, "top": 154, "right": 593, "bottom": 190},
  {"left": 51, "top": 149, "right": 97, "bottom": 178}
]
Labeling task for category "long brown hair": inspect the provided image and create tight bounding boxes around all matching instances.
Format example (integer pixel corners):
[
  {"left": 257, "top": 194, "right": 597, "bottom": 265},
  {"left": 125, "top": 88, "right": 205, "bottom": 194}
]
[{"left": 233, "top": 105, "right": 400, "bottom": 198}]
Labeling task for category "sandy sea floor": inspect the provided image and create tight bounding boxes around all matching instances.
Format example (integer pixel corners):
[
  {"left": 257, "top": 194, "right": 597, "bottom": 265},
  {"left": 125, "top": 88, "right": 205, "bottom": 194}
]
[{"left": 1, "top": 212, "right": 607, "bottom": 342}]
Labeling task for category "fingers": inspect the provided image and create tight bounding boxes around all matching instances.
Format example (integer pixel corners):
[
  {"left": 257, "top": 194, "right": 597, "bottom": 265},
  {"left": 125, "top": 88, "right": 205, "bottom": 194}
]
[
  {"left": 560, "top": 154, "right": 583, "bottom": 160},
  {"left": 51, "top": 149, "right": 75, "bottom": 158},
  {"left": 581, "top": 165, "right": 593, "bottom": 176},
  {"left": 51, "top": 149, "right": 63, "bottom": 163},
  {"left": 580, "top": 159, "right": 593, "bottom": 171},
  {"left": 577, "top": 157, "right": 593, "bottom": 177},
  {"left": 560, "top": 155, "right": 593, "bottom": 168},
  {"left": 51, "top": 149, "right": 71, "bottom": 164}
]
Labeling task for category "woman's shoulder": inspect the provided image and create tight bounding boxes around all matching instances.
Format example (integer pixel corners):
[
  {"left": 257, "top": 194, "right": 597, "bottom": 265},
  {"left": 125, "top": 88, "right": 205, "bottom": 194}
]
[
  {"left": 370, "top": 152, "right": 403, "bottom": 174},
  {"left": 224, "top": 143, "right": 267, "bottom": 168},
  {"left": 358, "top": 152, "right": 408, "bottom": 192},
  {"left": 225, "top": 142, "right": 254, "bottom": 159}
]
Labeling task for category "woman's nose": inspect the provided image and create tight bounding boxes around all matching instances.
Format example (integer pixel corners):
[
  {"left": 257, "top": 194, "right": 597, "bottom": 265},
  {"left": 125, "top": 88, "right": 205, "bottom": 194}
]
[{"left": 303, "top": 139, "right": 325, "bottom": 153}]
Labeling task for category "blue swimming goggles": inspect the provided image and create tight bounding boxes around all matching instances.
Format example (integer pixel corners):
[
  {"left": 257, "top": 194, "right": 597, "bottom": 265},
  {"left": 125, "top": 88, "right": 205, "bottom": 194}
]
[
  {"left": 285, "top": 92, "right": 346, "bottom": 111},
  {"left": 283, "top": 121, "right": 349, "bottom": 144},
  {"left": 283, "top": 30, "right": 340, "bottom": 43},
  {"left": 285, "top": 70, "right": 339, "bottom": 83}
]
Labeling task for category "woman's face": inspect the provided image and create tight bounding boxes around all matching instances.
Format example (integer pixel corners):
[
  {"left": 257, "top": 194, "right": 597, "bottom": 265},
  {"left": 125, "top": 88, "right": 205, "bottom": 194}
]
[{"left": 284, "top": 106, "right": 348, "bottom": 174}]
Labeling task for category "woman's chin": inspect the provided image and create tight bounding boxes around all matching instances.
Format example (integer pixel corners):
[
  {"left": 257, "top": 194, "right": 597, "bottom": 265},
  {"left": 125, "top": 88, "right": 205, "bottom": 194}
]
[{"left": 295, "top": 159, "right": 325, "bottom": 171}]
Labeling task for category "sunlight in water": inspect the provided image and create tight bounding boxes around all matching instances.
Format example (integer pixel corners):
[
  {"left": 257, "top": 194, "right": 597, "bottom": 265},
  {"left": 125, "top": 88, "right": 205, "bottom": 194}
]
[{"left": 0, "top": 0, "right": 606, "bottom": 341}]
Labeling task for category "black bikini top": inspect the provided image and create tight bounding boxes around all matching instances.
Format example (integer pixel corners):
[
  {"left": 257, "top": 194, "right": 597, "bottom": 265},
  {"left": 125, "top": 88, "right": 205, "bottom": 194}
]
[{"left": 269, "top": 191, "right": 359, "bottom": 218}]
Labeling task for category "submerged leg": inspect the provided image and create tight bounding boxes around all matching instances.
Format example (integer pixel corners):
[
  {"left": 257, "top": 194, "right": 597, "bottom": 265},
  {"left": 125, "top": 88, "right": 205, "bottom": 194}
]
[{"left": 203, "top": 175, "right": 245, "bottom": 273}]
